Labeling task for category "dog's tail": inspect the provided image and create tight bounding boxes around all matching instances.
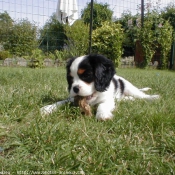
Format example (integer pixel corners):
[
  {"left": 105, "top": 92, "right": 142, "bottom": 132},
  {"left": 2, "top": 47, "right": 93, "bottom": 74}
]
[{"left": 115, "top": 76, "right": 159, "bottom": 101}]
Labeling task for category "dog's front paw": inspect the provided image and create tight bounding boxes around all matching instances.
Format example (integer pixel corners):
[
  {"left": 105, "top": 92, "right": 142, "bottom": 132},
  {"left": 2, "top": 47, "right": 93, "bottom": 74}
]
[{"left": 96, "top": 111, "right": 113, "bottom": 121}]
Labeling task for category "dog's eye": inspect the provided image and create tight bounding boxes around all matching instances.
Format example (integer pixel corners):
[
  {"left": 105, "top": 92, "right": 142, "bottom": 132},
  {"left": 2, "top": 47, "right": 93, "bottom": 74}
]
[
  {"left": 84, "top": 71, "right": 92, "bottom": 77},
  {"left": 79, "top": 71, "right": 94, "bottom": 83}
]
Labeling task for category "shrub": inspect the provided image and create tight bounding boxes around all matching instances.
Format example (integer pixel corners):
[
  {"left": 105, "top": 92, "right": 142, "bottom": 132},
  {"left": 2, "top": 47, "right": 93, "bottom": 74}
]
[
  {"left": 4, "top": 19, "right": 37, "bottom": 56},
  {"left": 28, "top": 49, "right": 44, "bottom": 68},
  {"left": 137, "top": 19, "right": 156, "bottom": 67},
  {"left": 54, "top": 50, "right": 67, "bottom": 61},
  {"left": 92, "top": 21, "right": 124, "bottom": 67},
  {"left": 118, "top": 10, "right": 139, "bottom": 57},
  {"left": 156, "top": 20, "right": 173, "bottom": 69},
  {"left": 64, "top": 20, "right": 89, "bottom": 56},
  {"left": 81, "top": 2, "right": 113, "bottom": 30},
  {"left": 48, "top": 52, "right": 55, "bottom": 60},
  {"left": 39, "top": 14, "right": 66, "bottom": 52},
  {"left": 137, "top": 18, "right": 173, "bottom": 69},
  {"left": 0, "top": 50, "right": 11, "bottom": 60}
]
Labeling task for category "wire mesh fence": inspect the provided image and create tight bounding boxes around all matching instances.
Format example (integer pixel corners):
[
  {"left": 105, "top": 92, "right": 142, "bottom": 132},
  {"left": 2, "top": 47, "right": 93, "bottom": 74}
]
[
  {"left": 0, "top": 0, "right": 175, "bottom": 68},
  {"left": 1, "top": 0, "right": 174, "bottom": 25}
]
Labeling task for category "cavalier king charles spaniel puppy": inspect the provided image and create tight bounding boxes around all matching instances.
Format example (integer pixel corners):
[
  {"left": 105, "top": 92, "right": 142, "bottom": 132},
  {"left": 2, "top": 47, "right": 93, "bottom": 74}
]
[{"left": 41, "top": 54, "right": 159, "bottom": 120}]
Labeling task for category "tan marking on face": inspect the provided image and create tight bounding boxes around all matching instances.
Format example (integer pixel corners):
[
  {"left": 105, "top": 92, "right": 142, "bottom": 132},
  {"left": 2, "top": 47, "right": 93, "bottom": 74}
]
[{"left": 78, "top": 69, "right": 86, "bottom": 75}]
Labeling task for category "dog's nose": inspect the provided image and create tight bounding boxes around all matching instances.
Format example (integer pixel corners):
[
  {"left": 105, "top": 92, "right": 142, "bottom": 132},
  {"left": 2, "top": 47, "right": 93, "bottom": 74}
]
[{"left": 73, "top": 86, "right": 79, "bottom": 93}]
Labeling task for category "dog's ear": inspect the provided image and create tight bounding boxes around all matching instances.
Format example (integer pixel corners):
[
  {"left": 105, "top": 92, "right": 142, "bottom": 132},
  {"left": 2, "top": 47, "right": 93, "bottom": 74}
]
[
  {"left": 66, "top": 57, "right": 75, "bottom": 70},
  {"left": 88, "top": 54, "right": 116, "bottom": 92}
]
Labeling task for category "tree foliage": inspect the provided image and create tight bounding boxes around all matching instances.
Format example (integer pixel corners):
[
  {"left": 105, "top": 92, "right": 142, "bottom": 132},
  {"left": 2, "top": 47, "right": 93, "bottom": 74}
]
[
  {"left": 161, "top": 3, "right": 175, "bottom": 31},
  {"left": 3, "top": 19, "right": 37, "bottom": 56},
  {"left": 117, "top": 2, "right": 174, "bottom": 69},
  {"left": 137, "top": 19, "right": 157, "bottom": 67},
  {"left": 39, "top": 14, "right": 66, "bottom": 53},
  {"left": 64, "top": 20, "right": 89, "bottom": 56},
  {"left": 156, "top": 20, "right": 173, "bottom": 69},
  {"left": 137, "top": 16, "right": 173, "bottom": 68},
  {"left": 0, "top": 50, "right": 11, "bottom": 60},
  {"left": 92, "top": 21, "right": 124, "bottom": 67},
  {"left": 118, "top": 11, "right": 139, "bottom": 56},
  {"left": 0, "top": 11, "right": 13, "bottom": 44},
  {"left": 81, "top": 2, "right": 113, "bottom": 30}
]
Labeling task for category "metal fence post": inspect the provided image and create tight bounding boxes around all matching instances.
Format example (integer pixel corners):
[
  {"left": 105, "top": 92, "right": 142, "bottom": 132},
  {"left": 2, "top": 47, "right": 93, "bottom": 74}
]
[
  {"left": 170, "top": 41, "right": 175, "bottom": 69},
  {"left": 141, "top": 0, "right": 144, "bottom": 27},
  {"left": 88, "top": 0, "right": 94, "bottom": 54}
]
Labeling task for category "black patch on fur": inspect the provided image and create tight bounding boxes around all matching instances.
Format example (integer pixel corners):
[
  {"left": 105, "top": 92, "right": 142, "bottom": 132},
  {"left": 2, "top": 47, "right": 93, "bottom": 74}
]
[
  {"left": 119, "top": 79, "right": 125, "bottom": 95},
  {"left": 78, "top": 56, "right": 94, "bottom": 83},
  {"left": 112, "top": 78, "right": 118, "bottom": 90},
  {"left": 87, "top": 54, "right": 116, "bottom": 92},
  {"left": 66, "top": 57, "right": 76, "bottom": 92}
]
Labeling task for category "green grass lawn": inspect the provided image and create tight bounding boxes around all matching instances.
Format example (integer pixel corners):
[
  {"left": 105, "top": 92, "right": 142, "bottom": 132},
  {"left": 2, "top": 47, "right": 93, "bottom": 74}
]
[{"left": 0, "top": 67, "right": 175, "bottom": 174}]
